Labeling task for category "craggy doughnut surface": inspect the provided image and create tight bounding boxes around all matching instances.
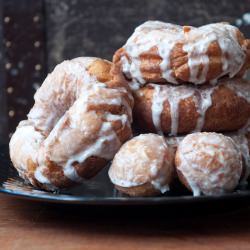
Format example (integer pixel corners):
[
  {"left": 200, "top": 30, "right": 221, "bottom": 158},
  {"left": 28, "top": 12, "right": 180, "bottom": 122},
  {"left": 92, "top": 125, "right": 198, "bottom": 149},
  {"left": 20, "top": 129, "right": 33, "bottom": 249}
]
[
  {"left": 9, "top": 57, "right": 134, "bottom": 190},
  {"left": 175, "top": 133, "right": 243, "bottom": 196},
  {"left": 166, "top": 131, "right": 250, "bottom": 182},
  {"left": 133, "top": 78, "right": 250, "bottom": 136},
  {"left": 108, "top": 134, "right": 175, "bottom": 196},
  {"left": 113, "top": 21, "right": 250, "bottom": 86}
]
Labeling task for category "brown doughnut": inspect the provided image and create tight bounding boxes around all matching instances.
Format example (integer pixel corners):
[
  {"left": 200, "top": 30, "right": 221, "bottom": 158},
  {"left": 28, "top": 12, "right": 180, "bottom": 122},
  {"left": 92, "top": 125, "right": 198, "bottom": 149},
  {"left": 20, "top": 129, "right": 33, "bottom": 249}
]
[
  {"left": 113, "top": 21, "right": 250, "bottom": 86},
  {"left": 133, "top": 78, "right": 250, "bottom": 136}
]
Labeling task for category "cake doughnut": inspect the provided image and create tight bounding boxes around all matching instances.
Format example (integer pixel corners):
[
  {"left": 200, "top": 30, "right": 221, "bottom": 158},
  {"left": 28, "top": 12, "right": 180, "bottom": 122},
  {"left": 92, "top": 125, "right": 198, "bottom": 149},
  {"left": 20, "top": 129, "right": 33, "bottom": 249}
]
[
  {"left": 133, "top": 77, "right": 250, "bottom": 136},
  {"left": 9, "top": 57, "right": 134, "bottom": 190},
  {"left": 175, "top": 132, "right": 243, "bottom": 196},
  {"left": 113, "top": 21, "right": 250, "bottom": 87},
  {"left": 108, "top": 134, "right": 175, "bottom": 196}
]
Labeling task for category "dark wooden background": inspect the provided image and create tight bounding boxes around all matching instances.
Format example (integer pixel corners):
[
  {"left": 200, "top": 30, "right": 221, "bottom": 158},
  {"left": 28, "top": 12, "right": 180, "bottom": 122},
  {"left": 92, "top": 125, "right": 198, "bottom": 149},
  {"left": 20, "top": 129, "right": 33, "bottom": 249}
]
[{"left": 1, "top": 0, "right": 250, "bottom": 144}]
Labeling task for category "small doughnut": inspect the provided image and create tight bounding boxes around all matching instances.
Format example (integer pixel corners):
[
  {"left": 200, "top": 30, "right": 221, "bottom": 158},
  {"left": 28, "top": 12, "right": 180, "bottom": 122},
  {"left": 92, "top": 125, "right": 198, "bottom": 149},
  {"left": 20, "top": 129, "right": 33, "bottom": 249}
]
[
  {"left": 9, "top": 57, "right": 134, "bottom": 191},
  {"left": 113, "top": 21, "right": 250, "bottom": 86},
  {"left": 166, "top": 132, "right": 250, "bottom": 182},
  {"left": 175, "top": 132, "right": 243, "bottom": 196},
  {"left": 133, "top": 77, "right": 250, "bottom": 136},
  {"left": 108, "top": 134, "right": 175, "bottom": 196}
]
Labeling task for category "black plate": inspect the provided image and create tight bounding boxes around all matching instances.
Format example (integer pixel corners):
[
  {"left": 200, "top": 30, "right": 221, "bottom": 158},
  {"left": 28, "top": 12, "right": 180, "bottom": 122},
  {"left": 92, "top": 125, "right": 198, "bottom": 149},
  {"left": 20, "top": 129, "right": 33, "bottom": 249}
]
[{"left": 1, "top": 145, "right": 250, "bottom": 205}]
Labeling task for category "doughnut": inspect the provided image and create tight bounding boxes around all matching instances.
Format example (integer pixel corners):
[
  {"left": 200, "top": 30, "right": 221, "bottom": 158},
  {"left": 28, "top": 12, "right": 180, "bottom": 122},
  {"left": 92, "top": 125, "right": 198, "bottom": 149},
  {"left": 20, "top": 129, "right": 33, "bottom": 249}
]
[
  {"left": 9, "top": 57, "right": 134, "bottom": 191},
  {"left": 108, "top": 134, "right": 175, "bottom": 196},
  {"left": 166, "top": 131, "right": 250, "bottom": 182},
  {"left": 133, "top": 77, "right": 250, "bottom": 136},
  {"left": 175, "top": 132, "right": 243, "bottom": 196},
  {"left": 113, "top": 21, "right": 250, "bottom": 86}
]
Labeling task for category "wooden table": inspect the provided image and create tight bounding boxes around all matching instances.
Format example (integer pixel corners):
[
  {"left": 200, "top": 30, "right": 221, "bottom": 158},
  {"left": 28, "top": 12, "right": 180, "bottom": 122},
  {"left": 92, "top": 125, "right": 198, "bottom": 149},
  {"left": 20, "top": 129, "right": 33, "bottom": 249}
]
[{"left": 0, "top": 193, "right": 250, "bottom": 250}]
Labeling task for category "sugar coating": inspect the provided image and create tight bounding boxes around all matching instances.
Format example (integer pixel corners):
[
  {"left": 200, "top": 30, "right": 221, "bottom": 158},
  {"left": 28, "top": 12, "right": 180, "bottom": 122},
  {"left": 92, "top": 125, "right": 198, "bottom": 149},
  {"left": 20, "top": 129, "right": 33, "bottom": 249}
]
[
  {"left": 108, "top": 134, "right": 174, "bottom": 194},
  {"left": 9, "top": 57, "right": 133, "bottom": 189},
  {"left": 176, "top": 132, "right": 243, "bottom": 196}
]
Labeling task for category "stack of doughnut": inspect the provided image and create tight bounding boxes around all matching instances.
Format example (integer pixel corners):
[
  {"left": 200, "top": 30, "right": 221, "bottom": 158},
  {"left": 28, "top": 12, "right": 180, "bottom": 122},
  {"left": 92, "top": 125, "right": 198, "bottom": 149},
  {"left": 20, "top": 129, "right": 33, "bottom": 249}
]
[
  {"left": 110, "top": 21, "right": 250, "bottom": 196},
  {"left": 9, "top": 21, "right": 250, "bottom": 197}
]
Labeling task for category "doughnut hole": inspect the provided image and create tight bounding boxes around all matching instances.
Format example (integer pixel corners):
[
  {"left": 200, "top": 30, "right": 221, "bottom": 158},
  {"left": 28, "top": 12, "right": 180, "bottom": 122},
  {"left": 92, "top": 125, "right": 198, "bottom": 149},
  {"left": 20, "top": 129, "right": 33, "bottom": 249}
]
[
  {"left": 109, "top": 134, "right": 175, "bottom": 197},
  {"left": 175, "top": 132, "right": 243, "bottom": 196}
]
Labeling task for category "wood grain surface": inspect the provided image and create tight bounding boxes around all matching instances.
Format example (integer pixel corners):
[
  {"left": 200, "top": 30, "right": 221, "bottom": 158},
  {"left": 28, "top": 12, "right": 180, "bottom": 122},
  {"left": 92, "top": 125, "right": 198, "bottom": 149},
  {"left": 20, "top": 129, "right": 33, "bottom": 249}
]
[{"left": 1, "top": 193, "right": 250, "bottom": 250}]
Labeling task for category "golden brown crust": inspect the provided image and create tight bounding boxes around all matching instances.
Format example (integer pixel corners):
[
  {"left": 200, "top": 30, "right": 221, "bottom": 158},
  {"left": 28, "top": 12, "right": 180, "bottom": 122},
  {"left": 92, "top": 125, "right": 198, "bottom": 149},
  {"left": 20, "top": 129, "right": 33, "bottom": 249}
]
[
  {"left": 115, "top": 40, "right": 250, "bottom": 85},
  {"left": 133, "top": 78, "right": 250, "bottom": 135}
]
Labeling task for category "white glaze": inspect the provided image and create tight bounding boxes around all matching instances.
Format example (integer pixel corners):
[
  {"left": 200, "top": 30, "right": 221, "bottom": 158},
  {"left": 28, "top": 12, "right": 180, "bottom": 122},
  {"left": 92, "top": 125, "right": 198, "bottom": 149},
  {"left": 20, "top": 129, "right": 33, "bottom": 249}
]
[
  {"left": 151, "top": 85, "right": 164, "bottom": 135},
  {"left": 109, "top": 134, "right": 174, "bottom": 194},
  {"left": 177, "top": 133, "right": 243, "bottom": 196},
  {"left": 167, "top": 132, "right": 250, "bottom": 183},
  {"left": 122, "top": 21, "right": 246, "bottom": 85},
  {"left": 28, "top": 57, "right": 101, "bottom": 133},
  {"left": 150, "top": 84, "right": 195, "bottom": 135},
  {"left": 150, "top": 83, "right": 216, "bottom": 135},
  {"left": 150, "top": 78, "right": 250, "bottom": 136},
  {"left": 34, "top": 166, "right": 50, "bottom": 184},
  {"left": 63, "top": 122, "right": 121, "bottom": 182},
  {"left": 9, "top": 122, "right": 44, "bottom": 174},
  {"left": 193, "top": 86, "right": 215, "bottom": 132},
  {"left": 105, "top": 113, "right": 128, "bottom": 126},
  {"left": 10, "top": 57, "right": 133, "bottom": 189}
]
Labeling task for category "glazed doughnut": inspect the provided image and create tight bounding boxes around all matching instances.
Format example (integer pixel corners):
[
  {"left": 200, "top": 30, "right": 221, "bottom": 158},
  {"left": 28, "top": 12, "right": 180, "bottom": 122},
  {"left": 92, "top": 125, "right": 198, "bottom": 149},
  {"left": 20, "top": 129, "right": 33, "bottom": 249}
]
[
  {"left": 175, "top": 132, "right": 243, "bottom": 196},
  {"left": 133, "top": 77, "right": 250, "bottom": 136},
  {"left": 166, "top": 132, "right": 250, "bottom": 182},
  {"left": 113, "top": 21, "right": 250, "bottom": 86},
  {"left": 108, "top": 134, "right": 175, "bottom": 196},
  {"left": 9, "top": 57, "right": 134, "bottom": 190}
]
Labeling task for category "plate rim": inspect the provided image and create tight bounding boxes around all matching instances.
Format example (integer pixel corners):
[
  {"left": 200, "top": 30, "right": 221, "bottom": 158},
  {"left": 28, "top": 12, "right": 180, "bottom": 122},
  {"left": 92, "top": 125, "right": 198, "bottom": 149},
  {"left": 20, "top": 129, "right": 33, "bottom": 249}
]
[{"left": 1, "top": 184, "right": 250, "bottom": 205}]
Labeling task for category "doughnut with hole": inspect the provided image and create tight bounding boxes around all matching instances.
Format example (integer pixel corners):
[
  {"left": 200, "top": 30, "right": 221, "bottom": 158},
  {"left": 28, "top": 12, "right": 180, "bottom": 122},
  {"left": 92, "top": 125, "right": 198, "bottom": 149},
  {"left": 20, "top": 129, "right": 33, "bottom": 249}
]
[
  {"left": 113, "top": 21, "right": 250, "bottom": 86},
  {"left": 133, "top": 78, "right": 250, "bottom": 136},
  {"left": 9, "top": 57, "right": 134, "bottom": 191}
]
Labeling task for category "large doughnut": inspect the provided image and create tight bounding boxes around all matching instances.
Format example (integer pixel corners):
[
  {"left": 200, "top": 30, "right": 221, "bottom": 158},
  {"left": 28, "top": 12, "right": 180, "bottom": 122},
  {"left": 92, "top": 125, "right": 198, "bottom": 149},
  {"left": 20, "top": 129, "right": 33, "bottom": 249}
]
[
  {"left": 175, "top": 133, "right": 243, "bottom": 196},
  {"left": 133, "top": 77, "right": 250, "bottom": 136},
  {"left": 113, "top": 21, "right": 250, "bottom": 86},
  {"left": 9, "top": 57, "right": 134, "bottom": 191},
  {"left": 108, "top": 134, "right": 175, "bottom": 196}
]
